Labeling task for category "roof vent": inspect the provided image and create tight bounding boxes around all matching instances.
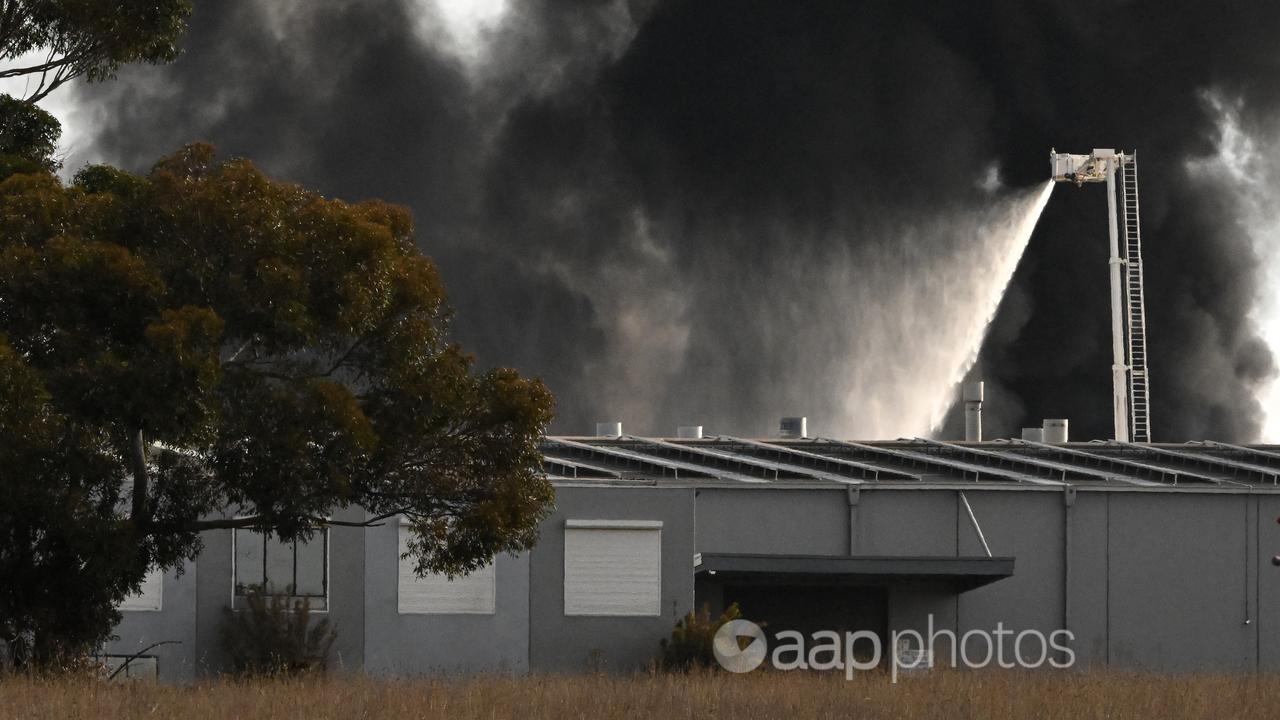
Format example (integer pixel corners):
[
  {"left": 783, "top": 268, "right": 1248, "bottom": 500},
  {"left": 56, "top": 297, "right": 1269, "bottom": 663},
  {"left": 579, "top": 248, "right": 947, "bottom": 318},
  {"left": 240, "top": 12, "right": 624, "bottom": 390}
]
[
  {"left": 779, "top": 416, "right": 807, "bottom": 439},
  {"left": 1021, "top": 427, "right": 1045, "bottom": 442},
  {"left": 1042, "top": 419, "right": 1068, "bottom": 444},
  {"left": 963, "top": 381, "right": 984, "bottom": 442},
  {"left": 677, "top": 425, "right": 703, "bottom": 439},
  {"left": 595, "top": 421, "right": 622, "bottom": 437}
]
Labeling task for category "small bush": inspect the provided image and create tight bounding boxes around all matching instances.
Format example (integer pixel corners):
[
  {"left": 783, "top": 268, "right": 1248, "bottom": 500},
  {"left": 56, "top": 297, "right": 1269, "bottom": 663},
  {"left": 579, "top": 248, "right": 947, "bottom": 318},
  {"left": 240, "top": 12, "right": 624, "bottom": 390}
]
[
  {"left": 219, "top": 591, "right": 336, "bottom": 677},
  {"left": 660, "top": 602, "right": 745, "bottom": 671}
]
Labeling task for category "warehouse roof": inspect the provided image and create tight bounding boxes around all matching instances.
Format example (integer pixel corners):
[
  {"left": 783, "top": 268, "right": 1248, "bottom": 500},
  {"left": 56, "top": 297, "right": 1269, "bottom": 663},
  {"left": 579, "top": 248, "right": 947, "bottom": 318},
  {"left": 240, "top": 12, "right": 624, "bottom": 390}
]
[{"left": 541, "top": 436, "right": 1280, "bottom": 489}]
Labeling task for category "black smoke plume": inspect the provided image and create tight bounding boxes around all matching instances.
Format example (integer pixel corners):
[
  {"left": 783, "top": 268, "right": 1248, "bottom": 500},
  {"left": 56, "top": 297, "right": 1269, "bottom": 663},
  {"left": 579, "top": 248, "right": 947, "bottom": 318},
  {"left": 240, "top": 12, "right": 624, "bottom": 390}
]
[{"left": 72, "top": 0, "right": 1280, "bottom": 440}]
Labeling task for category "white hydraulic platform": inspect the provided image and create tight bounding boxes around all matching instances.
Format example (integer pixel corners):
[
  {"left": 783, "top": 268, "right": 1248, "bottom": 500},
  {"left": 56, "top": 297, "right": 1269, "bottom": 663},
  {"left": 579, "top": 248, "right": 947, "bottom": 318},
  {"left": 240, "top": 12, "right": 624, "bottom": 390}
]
[{"left": 1050, "top": 148, "right": 1152, "bottom": 443}]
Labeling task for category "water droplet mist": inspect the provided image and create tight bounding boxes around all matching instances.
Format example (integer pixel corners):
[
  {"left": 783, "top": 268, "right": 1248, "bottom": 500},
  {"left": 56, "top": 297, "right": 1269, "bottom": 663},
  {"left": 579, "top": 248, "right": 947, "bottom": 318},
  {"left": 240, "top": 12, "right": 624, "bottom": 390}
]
[{"left": 828, "top": 181, "right": 1054, "bottom": 438}]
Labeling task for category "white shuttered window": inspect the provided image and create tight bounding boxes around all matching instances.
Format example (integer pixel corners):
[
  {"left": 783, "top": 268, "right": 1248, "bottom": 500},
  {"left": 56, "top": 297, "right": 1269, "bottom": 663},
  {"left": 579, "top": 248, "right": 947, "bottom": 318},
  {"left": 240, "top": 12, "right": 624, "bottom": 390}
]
[
  {"left": 118, "top": 568, "right": 162, "bottom": 612},
  {"left": 397, "top": 524, "right": 496, "bottom": 614},
  {"left": 563, "top": 520, "right": 662, "bottom": 616}
]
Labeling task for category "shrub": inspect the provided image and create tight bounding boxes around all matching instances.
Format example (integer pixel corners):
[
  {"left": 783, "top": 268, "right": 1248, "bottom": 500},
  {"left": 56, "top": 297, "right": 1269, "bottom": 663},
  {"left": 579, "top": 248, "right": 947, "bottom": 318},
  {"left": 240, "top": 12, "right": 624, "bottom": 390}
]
[
  {"left": 219, "top": 591, "right": 336, "bottom": 676},
  {"left": 659, "top": 602, "right": 745, "bottom": 671}
]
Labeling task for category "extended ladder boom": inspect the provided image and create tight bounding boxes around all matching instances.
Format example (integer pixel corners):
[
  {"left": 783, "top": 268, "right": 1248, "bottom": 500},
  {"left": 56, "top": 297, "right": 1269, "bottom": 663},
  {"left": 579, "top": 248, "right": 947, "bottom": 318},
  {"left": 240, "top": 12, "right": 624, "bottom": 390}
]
[
  {"left": 1120, "top": 154, "right": 1151, "bottom": 442},
  {"left": 1049, "top": 148, "right": 1153, "bottom": 442}
]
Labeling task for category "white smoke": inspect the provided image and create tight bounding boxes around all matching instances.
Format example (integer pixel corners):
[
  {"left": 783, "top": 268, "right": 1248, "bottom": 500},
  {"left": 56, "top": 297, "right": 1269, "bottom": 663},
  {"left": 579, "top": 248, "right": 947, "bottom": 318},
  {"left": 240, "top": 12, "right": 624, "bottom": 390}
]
[{"left": 408, "top": 0, "right": 509, "bottom": 70}]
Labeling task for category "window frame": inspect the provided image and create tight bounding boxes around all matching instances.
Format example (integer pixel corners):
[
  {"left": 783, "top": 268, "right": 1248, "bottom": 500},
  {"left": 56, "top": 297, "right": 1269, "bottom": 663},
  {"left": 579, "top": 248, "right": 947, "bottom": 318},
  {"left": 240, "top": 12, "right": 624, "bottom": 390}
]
[{"left": 230, "top": 524, "right": 330, "bottom": 612}]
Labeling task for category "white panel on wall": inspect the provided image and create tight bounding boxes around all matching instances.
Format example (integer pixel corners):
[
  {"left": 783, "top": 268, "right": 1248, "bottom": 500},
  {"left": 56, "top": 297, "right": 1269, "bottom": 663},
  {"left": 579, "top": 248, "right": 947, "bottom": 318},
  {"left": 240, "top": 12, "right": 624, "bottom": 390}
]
[
  {"left": 118, "top": 567, "right": 162, "bottom": 612},
  {"left": 397, "top": 524, "right": 496, "bottom": 614},
  {"left": 563, "top": 520, "right": 662, "bottom": 616}
]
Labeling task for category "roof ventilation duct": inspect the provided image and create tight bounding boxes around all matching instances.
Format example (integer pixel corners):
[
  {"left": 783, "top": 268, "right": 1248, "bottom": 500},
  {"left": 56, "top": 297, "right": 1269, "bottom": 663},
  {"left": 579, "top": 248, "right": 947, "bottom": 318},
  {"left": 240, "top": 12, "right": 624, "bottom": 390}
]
[
  {"left": 779, "top": 417, "right": 808, "bottom": 439},
  {"left": 595, "top": 421, "right": 622, "bottom": 437},
  {"left": 1042, "top": 419, "right": 1069, "bottom": 444},
  {"left": 677, "top": 425, "right": 704, "bottom": 439},
  {"left": 963, "top": 381, "right": 984, "bottom": 442},
  {"left": 1021, "top": 427, "right": 1045, "bottom": 442}
]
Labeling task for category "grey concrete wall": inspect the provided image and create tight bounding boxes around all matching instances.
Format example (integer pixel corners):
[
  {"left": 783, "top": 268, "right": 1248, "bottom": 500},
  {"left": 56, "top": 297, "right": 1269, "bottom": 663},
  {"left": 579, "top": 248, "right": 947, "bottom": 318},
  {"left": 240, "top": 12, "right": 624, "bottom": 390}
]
[
  {"left": 692, "top": 485, "right": 1280, "bottom": 673},
  {"left": 955, "top": 489, "right": 1065, "bottom": 665},
  {"left": 362, "top": 520, "right": 529, "bottom": 676},
  {"left": 1105, "top": 492, "right": 1254, "bottom": 672},
  {"left": 862, "top": 488, "right": 1276, "bottom": 672},
  {"left": 888, "top": 581, "right": 958, "bottom": 662},
  {"left": 528, "top": 485, "right": 695, "bottom": 673},
  {"left": 855, "top": 490, "right": 959, "bottom": 557},
  {"left": 328, "top": 510, "right": 367, "bottom": 673},
  {"left": 104, "top": 562, "right": 199, "bottom": 683},
  {"left": 1257, "top": 494, "right": 1280, "bottom": 671},
  {"left": 107, "top": 483, "right": 1280, "bottom": 678},
  {"left": 696, "top": 487, "right": 847, "bottom": 555},
  {"left": 1066, "top": 491, "right": 1110, "bottom": 667},
  {"left": 193, "top": 524, "right": 229, "bottom": 675}
]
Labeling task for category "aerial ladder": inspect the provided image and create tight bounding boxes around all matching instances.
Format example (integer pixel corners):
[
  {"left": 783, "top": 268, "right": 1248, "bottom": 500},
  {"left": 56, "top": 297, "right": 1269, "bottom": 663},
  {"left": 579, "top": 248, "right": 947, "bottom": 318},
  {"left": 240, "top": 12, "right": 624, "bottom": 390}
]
[{"left": 1049, "top": 148, "right": 1151, "bottom": 442}]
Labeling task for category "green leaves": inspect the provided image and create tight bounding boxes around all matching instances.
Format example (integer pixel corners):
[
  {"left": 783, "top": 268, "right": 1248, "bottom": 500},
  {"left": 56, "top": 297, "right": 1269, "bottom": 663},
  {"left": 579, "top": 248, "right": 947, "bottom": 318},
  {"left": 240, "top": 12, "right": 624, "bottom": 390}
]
[
  {"left": 0, "top": 1, "right": 193, "bottom": 101},
  {"left": 0, "top": 143, "right": 555, "bottom": 664},
  {"left": 0, "top": 95, "right": 60, "bottom": 174},
  {"left": 140, "top": 306, "right": 224, "bottom": 441}
]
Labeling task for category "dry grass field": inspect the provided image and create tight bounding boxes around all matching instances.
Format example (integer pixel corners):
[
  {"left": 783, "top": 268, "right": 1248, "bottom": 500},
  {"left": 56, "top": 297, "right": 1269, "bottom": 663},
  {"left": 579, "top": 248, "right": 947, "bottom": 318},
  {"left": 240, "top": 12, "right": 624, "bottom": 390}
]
[{"left": 1, "top": 669, "right": 1275, "bottom": 720}]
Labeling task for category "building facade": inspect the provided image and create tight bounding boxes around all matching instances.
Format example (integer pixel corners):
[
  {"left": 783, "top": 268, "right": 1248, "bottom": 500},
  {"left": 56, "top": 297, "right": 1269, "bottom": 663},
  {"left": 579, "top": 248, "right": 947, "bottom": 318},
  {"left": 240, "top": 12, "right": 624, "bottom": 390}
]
[{"left": 106, "top": 436, "right": 1280, "bottom": 681}]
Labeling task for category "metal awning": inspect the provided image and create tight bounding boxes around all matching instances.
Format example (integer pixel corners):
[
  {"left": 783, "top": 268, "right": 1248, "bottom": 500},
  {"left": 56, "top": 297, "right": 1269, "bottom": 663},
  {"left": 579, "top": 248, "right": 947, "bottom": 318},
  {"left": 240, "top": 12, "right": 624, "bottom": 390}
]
[{"left": 694, "top": 553, "right": 1014, "bottom": 591}]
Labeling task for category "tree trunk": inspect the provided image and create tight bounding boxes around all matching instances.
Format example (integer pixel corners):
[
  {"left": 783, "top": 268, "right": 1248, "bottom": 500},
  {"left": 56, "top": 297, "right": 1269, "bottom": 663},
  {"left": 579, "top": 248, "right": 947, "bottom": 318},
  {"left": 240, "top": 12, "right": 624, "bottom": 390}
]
[{"left": 130, "top": 428, "right": 148, "bottom": 528}]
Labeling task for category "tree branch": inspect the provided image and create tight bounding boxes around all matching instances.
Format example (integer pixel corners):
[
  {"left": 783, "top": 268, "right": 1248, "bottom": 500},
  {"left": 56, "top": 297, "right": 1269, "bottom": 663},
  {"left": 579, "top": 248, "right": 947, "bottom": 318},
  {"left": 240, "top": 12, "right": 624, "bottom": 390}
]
[
  {"left": 129, "top": 428, "right": 149, "bottom": 529},
  {"left": 223, "top": 336, "right": 257, "bottom": 364},
  {"left": 320, "top": 336, "right": 368, "bottom": 377},
  {"left": 0, "top": 52, "right": 75, "bottom": 79},
  {"left": 181, "top": 513, "right": 402, "bottom": 532}
]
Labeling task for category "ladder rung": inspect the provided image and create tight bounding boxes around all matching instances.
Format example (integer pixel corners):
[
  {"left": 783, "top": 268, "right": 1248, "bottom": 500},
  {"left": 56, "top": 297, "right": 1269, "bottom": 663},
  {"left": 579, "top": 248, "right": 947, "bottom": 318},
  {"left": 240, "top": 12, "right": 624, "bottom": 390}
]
[{"left": 1124, "top": 156, "right": 1149, "bottom": 440}]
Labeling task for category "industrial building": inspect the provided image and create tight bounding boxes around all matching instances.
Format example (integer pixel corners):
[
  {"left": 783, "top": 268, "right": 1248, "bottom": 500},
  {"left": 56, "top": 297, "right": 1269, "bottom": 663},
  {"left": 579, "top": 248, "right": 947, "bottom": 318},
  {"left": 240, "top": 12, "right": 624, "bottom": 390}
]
[
  {"left": 107, "top": 421, "right": 1280, "bottom": 681},
  {"left": 97, "top": 147, "right": 1228, "bottom": 682}
]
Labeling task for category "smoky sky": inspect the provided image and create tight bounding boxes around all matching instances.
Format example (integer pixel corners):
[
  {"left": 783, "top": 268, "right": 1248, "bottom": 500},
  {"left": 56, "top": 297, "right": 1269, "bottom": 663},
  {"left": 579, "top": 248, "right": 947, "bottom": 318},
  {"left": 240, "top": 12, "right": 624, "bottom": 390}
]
[{"left": 71, "top": 0, "right": 1280, "bottom": 441}]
